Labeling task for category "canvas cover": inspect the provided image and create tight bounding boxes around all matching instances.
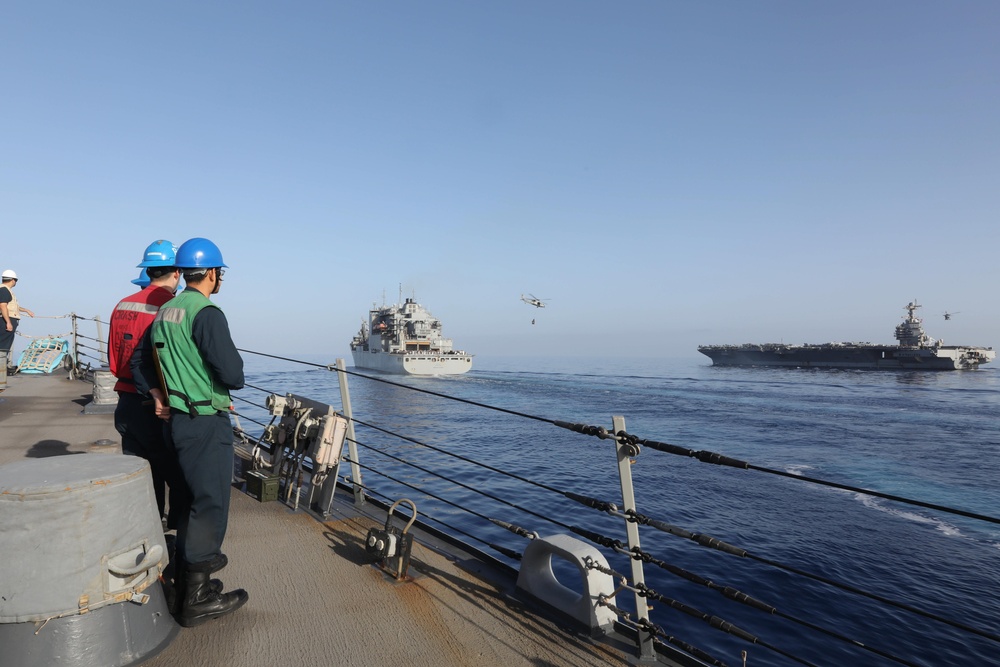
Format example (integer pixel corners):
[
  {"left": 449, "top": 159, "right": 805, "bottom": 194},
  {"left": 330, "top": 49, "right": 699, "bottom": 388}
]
[{"left": 0, "top": 455, "right": 168, "bottom": 623}]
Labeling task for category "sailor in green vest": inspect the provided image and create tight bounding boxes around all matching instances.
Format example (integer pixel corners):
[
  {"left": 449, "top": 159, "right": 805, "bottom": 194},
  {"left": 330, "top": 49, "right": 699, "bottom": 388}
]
[{"left": 146, "top": 237, "right": 248, "bottom": 627}]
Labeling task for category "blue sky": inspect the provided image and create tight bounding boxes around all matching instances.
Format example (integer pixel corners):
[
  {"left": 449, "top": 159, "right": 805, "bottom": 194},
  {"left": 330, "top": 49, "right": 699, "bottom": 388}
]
[{"left": 3, "top": 2, "right": 998, "bottom": 361}]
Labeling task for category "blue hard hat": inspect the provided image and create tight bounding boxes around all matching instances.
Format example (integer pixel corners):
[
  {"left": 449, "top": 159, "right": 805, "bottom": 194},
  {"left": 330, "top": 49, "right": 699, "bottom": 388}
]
[
  {"left": 137, "top": 240, "right": 177, "bottom": 268},
  {"left": 175, "top": 238, "right": 227, "bottom": 269},
  {"left": 131, "top": 269, "right": 151, "bottom": 288}
]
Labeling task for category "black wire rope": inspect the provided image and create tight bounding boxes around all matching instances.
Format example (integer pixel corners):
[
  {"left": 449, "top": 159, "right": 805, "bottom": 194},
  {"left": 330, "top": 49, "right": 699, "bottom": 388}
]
[
  {"left": 627, "top": 547, "right": 921, "bottom": 667},
  {"left": 570, "top": 499, "right": 1000, "bottom": 647},
  {"left": 578, "top": 528, "right": 814, "bottom": 665},
  {"left": 237, "top": 349, "right": 556, "bottom": 424},
  {"left": 749, "top": 464, "right": 999, "bottom": 525},
  {"left": 633, "top": 617, "right": 729, "bottom": 667},
  {"left": 231, "top": 394, "right": 268, "bottom": 411},
  {"left": 237, "top": 348, "right": 998, "bottom": 529},
  {"left": 350, "top": 414, "right": 566, "bottom": 496},
  {"left": 237, "top": 373, "right": 570, "bottom": 498},
  {"left": 74, "top": 333, "right": 104, "bottom": 343},
  {"left": 246, "top": 417, "right": 849, "bottom": 657},
  {"left": 233, "top": 348, "right": 999, "bottom": 649},
  {"left": 71, "top": 315, "right": 107, "bottom": 324},
  {"left": 233, "top": 414, "right": 270, "bottom": 430},
  {"left": 231, "top": 378, "right": 583, "bottom": 553},
  {"left": 616, "top": 507, "right": 1000, "bottom": 645},
  {"left": 346, "top": 472, "right": 523, "bottom": 561},
  {"left": 348, "top": 436, "right": 575, "bottom": 534},
  {"left": 751, "top": 547, "right": 999, "bottom": 644},
  {"left": 598, "top": 600, "right": 728, "bottom": 667},
  {"left": 636, "top": 587, "right": 817, "bottom": 667},
  {"left": 241, "top": 381, "right": 277, "bottom": 394},
  {"left": 622, "top": 433, "right": 1000, "bottom": 526}
]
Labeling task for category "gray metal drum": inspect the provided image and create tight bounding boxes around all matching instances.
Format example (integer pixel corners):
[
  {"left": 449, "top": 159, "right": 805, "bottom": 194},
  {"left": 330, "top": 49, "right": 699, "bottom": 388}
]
[{"left": 0, "top": 454, "right": 178, "bottom": 666}]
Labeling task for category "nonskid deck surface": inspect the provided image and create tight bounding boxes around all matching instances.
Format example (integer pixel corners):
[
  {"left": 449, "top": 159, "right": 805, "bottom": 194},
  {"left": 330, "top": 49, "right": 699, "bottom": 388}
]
[
  {"left": 0, "top": 376, "right": 639, "bottom": 667},
  {"left": 0, "top": 374, "right": 121, "bottom": 466},
  {"left": 148, "top": 497, "right": 631, "bottom": 667}
]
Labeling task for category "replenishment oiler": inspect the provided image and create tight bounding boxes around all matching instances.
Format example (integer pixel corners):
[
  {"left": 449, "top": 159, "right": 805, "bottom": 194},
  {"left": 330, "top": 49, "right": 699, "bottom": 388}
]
[
  {"left": 699, "top": 300, "right": 995, "bottom": 370},
  {"left": 350, "top": 297, "right": 473, "bottom": 375}
]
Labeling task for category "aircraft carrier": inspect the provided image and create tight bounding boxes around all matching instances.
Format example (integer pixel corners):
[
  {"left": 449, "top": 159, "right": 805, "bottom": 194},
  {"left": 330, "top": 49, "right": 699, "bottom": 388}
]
[{"left": 699, "top": 300, "right": 995, "bottom": 370}]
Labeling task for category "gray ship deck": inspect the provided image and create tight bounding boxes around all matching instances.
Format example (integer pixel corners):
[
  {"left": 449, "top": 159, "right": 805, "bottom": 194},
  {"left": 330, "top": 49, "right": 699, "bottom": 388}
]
[{"left": 0, "top": 374, "right": 664, "bottom": 667}]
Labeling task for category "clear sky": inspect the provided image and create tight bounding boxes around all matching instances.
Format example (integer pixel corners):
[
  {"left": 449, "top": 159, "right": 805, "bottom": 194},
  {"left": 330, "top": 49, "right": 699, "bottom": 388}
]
[{"left": 3, "top": 2, "right": 998, "bottom": 361}]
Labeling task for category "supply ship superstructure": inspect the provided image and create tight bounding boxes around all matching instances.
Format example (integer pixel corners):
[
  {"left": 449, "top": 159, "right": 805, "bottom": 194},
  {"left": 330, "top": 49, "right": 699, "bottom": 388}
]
[
  {"left": 350, "top": 298, "right": 473, "bottom": 375},
  {"left": 699, "top": 301, "right": 995, "bottom": 370}
]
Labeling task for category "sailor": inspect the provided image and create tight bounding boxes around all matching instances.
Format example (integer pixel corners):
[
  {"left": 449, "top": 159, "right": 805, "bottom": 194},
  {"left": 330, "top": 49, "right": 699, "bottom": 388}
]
[
  {"left": 131, "top": 267, "right": 152, "bottom": 289},
  {"left": 0, "top": 270, "right": 35, "bottom": 365},
  {"left": 140, "top": 237, "right": 248, "bottom": 627},
  {"left": 108, "top": 241, "right": 184, "bottom": 527}
]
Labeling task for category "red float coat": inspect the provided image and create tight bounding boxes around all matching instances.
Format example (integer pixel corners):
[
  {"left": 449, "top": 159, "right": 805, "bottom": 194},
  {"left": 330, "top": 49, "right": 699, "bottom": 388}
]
[{"left": 109, "top": 285, "right": 174, "bottom": 393}]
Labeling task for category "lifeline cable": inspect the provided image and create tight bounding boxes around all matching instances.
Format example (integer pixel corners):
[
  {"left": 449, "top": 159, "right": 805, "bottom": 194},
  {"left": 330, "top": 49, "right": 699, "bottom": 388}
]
[
  {"left": 232, "top": 413, "right": 270, "bottom": 429},
  {"left": 588, "top": 560, "right": 731, "bottom": 667},
  {"left": 235, "top": 348, "right": 1000, "bottom": 528},
  {"left": 15, "top": 330, "right": 73, "bottom": 340},
  {"left": 231, "top": 394, "right": 268, "bottom": 412},
  {"left": 600, "top": 428, "right": 1000, "bottom": 527},
  {"left": 343, "top": 458, "right": 524, "bottom": 560},
  {"left": 231, "top": 408, "right": 548, "bottom": 556},
  {"left": 577, "top": 528, "right": 817, "bottom": 665},
  {"left": 348, "top": 435, "right": 576, "bottom": 534},
  {"left": 241, "top": 381, "right": 276, "bottom": 395},
  {"left": 624, "top": 545, "right": 922, "bottom": 667},
  {"left": 634, "top": 588, "right": 817, "bottom": 667},
  {"left": 630, "top": 432, "right": 1000, "bottom": 525},
  {"left": 237, "top": 349, "right": 556, "bottom": 424},
  {"left": 347, "top": 474, "right": 523, "bottom": 561},
  {"left": 233, "top": 351, "right": 1000, "bottom": 646},
  {"left": 571, "top": 498, "right": 1000, "bottom": 646},
  {"left": 606, "top": 495, "right": 1000, "bottom": 645},
  {"left": 348, "top": 414, "right": 567, "bottom": 496},
  {"left": 594, "top": 596, "right": 728, "bottom": 667},
  {"left": 238, "top": 376, "right": 570, "bottom": 498}
]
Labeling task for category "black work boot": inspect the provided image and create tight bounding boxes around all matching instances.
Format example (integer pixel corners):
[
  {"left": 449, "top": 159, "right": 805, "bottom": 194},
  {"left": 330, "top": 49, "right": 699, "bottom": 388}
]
[
  {"left": 178, "top": 569, "right": 248, "bottom": 627},
  {"left": 167, "top": 560, "right": 224, "bottom": 617}
]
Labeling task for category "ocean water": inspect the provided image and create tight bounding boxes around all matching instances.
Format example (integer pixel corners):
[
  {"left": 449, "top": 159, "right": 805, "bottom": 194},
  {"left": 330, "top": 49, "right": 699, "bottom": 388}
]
[{"left": 236, "top": 355, "right": 1000, "bottom": 667}]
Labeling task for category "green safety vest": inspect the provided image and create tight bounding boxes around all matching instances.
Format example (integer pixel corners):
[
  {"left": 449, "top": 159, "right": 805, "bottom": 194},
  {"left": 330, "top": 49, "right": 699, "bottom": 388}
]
[{"left": 151, "top": 290, "right": 231, "bottom": 415}]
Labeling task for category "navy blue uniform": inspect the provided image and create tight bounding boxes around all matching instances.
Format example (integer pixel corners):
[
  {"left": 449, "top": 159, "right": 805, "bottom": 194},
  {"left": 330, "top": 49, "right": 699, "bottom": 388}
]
[{"left": 134, "top": 299, "right": 244, "bottom": 564}]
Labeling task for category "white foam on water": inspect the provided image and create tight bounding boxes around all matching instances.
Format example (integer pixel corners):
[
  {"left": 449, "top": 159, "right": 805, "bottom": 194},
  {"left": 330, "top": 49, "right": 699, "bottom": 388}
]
[{"left": 856, "top": 494, "right": 964, "bottom": 538}]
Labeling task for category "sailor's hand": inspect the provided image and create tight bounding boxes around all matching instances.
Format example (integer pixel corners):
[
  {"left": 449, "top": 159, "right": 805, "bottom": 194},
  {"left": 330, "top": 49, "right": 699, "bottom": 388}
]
[
  {"left": 4, "top": 322, "right": 10, "bottom": 331},
  {"left": 150, "top": 389, "right": 171, "bottom": 420},
  {"left": 153, "top": 396, "right": 171, "bottom": 419}
]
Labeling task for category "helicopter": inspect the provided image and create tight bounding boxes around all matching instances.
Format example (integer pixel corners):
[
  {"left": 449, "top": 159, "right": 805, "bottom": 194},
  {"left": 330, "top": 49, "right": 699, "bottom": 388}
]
[
  {"left": 943, "top": 311, "right": 960, "bottom": 321},
  {"left": 520, "top": 294, "right": 549, "bottom": 308}
]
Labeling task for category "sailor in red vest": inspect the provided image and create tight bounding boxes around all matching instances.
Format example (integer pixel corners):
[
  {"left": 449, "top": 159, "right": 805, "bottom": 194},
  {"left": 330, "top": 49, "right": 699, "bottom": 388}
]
[{"left": 109, "top": 240, "right": 183, "bottom": 526}]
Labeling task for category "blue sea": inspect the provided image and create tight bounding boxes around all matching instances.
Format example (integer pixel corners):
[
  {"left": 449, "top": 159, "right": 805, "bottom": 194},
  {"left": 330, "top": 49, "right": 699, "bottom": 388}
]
[{"left": 237, "top": 355, "right": 1000, "bottom": 667}]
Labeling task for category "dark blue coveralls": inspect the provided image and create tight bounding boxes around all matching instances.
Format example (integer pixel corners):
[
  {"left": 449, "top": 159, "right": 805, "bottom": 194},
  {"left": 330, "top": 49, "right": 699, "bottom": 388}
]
[{"left": 133, "top": 299, "right": 244, "bottom": 566}]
